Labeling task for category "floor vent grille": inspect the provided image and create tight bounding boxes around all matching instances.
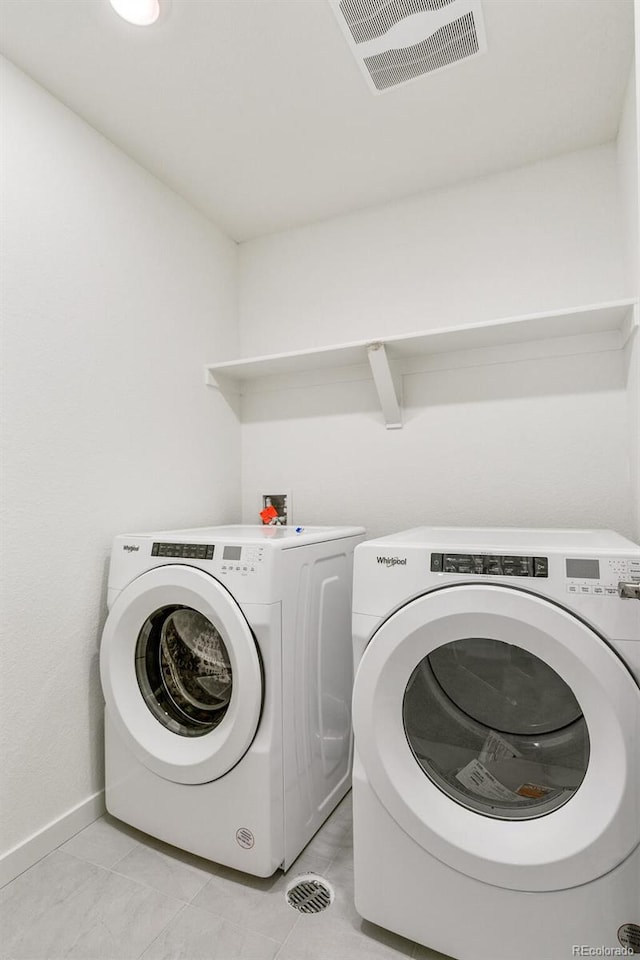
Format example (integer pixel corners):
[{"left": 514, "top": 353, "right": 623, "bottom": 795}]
[{"left": 285, "top": 875, "right": 334, "bottom": 914}]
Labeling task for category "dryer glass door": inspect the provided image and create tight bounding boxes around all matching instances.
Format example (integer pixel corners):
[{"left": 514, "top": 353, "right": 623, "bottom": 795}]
[
  {"left": 403, "top": 637, "right": 590, "bottom": 819},
  {"left": 352, "top": 583, "right": 640, "bottom": 891}
]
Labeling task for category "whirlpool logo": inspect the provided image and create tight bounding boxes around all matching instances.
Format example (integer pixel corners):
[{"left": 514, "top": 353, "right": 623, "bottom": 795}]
[
  {"left": 122, "top": 544, "right": 140, "bottom": 553},
  {"left": 377, "top": 556, "right": 407, "bottom": 567}
]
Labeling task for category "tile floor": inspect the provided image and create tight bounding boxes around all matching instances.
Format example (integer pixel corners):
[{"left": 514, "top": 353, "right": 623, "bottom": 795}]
[{"left": 0, "top": 792, "right": 452, "bottom": 960}]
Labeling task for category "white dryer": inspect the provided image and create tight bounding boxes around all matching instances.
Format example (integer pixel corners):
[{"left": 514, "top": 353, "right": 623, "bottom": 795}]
[
  {"left": 351, "top": 527, "right": 640, "bottom": 960},
  {"left": 100, "top": 524, "right": 364, "bottom": 877}
]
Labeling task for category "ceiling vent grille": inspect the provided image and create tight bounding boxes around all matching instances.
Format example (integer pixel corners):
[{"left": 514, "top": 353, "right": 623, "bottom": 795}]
[
  {"left": 329, "top": 0, "right": 487, "bottom": 94},
  {"left": 339, "top": 0, "right": 457, "bottom": 44}
]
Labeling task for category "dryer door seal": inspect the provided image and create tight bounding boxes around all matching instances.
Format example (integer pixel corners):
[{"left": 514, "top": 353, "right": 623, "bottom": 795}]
[
  {"left": 352, "top": 583, "right": 640, "bottom": 892},
  {"left": 101, "top": 565, "right": 263, "bottom": 784}
]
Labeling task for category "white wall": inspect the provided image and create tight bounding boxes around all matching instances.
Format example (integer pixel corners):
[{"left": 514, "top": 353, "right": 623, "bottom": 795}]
[
  {"left": 0, "top": 57, "right": 239, "bottom": 879},
  {"left": 618, "top": 62, "right": 639, "bottom": 288},
  {"left": 618, "top": 8, "right": 640, "bottom": 541},
  {"left": 239, "top": 145, "right": 631, "bottom": 357},
  {"left": 238, "top": 145, "right": 634, "bottom": 540}
]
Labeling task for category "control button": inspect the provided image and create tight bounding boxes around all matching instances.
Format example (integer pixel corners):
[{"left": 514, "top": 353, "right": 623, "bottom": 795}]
[
  {"left": 567, "top": 584, "right": 579, "bottom": 593},
  {"left": 430, "top": 554, "right": 443, "bottom": 572},
  {"left": 534, "top": 557, "right": 548, "bottom": 577},
  {"left": 579, "top": 585, "right": 592, "bottom": 594},
  {"left": 605, "top": 586, "right": 617, "bottom": 595},
  {"left": 592, "top": 585, "right": 604, "bottom": 595}
]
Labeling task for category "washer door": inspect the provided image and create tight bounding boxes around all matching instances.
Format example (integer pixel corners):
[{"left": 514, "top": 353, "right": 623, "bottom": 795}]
[
  {"left": 352, "top": 584, "right": 640, "bottom": 892},
  {"left": 100, "top": 565, "right": 263, "bottom": 784}
]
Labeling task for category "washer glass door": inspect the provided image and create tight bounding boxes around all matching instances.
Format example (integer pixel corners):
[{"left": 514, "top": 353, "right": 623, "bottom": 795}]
[
  {"left": 403, "top": 637, "right": 589, "bottom": 819},
  {"left": 100, "top": 564, "right": 263, "bottom": 785},
  {"left": 136, "top": 606, "right": 233, "bottom": 738}
]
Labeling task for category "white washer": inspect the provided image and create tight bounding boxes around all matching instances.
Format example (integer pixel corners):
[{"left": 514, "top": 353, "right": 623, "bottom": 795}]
[
  {"left": 351, "top": 527, "right": 640, "bottom": 960},
  {"left": 100, "top": 524, "right": 365, "bottom": 877}
]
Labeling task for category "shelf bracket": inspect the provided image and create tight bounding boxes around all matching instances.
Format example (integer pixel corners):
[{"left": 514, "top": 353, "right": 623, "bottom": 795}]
[
  {"left": 367, "top": 342, "right": 402, "bottom": 429},
  {"left": 204, "top": 365, "right": 241, "bottom": 395},
  {"left": 204, "top": 365, "right": 219, "bottom": 388}
]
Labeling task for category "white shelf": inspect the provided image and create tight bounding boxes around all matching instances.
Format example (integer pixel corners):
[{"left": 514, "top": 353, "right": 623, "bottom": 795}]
[{"left": 205, "top": 299, "right": 638, "bottom": 429}]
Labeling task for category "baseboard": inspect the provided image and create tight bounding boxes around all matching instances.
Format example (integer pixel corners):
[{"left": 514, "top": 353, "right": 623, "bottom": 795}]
[{"left": 0, "top": 790, "right": 105, "bottom": 888}]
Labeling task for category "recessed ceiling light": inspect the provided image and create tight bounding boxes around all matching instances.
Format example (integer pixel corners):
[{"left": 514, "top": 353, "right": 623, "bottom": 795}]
[{"left": 109, "top": 0, "right": 160, "bottom": 26}]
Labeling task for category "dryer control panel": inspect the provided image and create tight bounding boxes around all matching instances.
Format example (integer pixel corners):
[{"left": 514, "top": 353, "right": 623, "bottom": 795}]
[
  {"left": 565, "top": 556, "right": 640, "bottom": 597},
  {"left": 429, "top": 551, "right": 640, "bottom": 598},
  {"left": 430, "top": 553, "right": 548, "bottom": 577}
]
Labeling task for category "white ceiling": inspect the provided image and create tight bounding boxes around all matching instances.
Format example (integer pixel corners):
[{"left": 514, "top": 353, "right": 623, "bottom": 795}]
[{"left": 0, "top": 0, "right": 634, "bottom": 241}]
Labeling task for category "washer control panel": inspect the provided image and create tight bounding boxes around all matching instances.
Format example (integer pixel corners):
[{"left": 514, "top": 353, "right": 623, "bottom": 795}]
[
  {"left": 219, "top": 544, "right": 265, "bottom": 577},
  {"left": 565, "top": 556, "right": 640, "bottom": 597},
  {"left": 152, "top": 542, "right": 214, "bottom": 560},
  {"left": 150, "top": 541, "right": 267, "bottom": 577}
]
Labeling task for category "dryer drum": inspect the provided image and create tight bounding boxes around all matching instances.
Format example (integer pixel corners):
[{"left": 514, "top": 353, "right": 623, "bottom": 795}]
[{"left": 402, "top": 636, "right": 590, "bottom": 820}]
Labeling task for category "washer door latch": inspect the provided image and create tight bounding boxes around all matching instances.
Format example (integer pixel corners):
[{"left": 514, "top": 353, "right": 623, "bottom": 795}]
[{"left": 618, "top": 581, "right": 640, "bottom": 600}]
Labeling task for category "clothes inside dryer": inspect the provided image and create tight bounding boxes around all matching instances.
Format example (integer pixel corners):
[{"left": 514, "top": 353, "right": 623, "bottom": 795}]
[
  {"left": 136, "top": 605, "right": 232, "bottom": 738},
  {"left": 402, "top": 637, "right": 590, "bottom": 819}
]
